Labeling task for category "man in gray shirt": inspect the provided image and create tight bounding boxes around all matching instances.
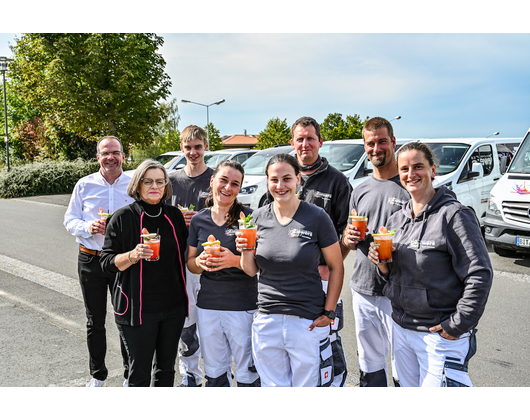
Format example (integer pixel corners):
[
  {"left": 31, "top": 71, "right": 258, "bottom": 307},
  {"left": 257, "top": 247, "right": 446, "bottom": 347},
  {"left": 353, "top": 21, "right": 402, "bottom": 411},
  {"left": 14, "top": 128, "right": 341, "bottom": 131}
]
[{"left": 343, "top": 117, "right": 409, "bottom": 387}]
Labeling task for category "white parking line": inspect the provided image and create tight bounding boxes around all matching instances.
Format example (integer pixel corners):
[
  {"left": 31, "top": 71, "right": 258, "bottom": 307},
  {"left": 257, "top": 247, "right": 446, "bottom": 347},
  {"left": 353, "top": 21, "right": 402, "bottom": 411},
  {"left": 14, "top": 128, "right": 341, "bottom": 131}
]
[{"left": 0, "top": 254, "right": 114, "bottom": 312}]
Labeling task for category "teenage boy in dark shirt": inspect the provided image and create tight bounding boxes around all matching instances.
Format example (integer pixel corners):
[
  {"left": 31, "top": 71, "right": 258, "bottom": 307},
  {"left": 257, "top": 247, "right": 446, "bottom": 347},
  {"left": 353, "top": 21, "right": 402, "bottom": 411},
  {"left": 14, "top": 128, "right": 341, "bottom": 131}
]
[{"left": 167, "top": 125, "right": 213, "bottom": 387}]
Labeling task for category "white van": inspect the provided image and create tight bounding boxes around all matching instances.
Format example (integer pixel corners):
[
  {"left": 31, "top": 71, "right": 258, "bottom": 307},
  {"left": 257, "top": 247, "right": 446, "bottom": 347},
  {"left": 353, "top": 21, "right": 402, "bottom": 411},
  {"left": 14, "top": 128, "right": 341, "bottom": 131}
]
[
  {"left": 485, "top": 127, "right": 530, "bottom": 256},
  {"left": 422, "top": 137, "right": 520, "bottom": 227},
  {"left": 335, "top": 137, "right": 520, "bottom": 227}
]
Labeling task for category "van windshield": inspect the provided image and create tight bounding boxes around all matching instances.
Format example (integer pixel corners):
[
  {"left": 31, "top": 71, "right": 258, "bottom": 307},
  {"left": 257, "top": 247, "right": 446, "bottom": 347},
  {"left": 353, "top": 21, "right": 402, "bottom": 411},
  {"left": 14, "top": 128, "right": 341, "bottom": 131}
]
[
  {"left": 205, "top": 153, "right": 232, "bottom": 168},
  {"left": 423, "top": 143, "right": 470, "bottom": 176},
  {"left": 508, "top": 132, "right": 530, "bottom": 174},
  {"left": 319, "top": 142, "right": 365, "bottom": 172},
  {"left": 242, "top": 154, "right": 275, "bottom": 175}
]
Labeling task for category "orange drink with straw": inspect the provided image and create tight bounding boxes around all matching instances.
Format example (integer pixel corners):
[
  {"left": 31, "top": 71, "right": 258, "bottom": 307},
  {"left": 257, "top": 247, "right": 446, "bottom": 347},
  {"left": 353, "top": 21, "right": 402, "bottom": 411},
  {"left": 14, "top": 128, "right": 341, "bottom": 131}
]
[
  {"left": 372, "top": 226, "right": 395, "bottom": 263},
  {"left": 98, "top": 208, "right": 112, "bottom": 229},
  {"left": 348, "top": 209, "right": 368, "bottom": 241},
  {"left": 141, "top": 228, "right": 160, "bottom": 261}
]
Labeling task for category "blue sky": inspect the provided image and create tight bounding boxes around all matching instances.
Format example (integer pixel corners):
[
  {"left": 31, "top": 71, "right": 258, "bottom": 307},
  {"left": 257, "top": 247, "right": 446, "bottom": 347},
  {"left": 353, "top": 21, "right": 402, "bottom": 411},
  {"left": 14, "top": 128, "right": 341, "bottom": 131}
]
[{"left": 0, "top": 5, "right": 528, "bottom": 141}]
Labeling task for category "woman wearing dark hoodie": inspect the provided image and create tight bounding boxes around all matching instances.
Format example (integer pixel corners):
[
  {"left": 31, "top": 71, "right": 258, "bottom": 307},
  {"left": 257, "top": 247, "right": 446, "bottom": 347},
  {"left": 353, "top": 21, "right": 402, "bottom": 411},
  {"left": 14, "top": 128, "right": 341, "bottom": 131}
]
[{"left": 368, "top": 141, "right": 493, "bottom": 387}]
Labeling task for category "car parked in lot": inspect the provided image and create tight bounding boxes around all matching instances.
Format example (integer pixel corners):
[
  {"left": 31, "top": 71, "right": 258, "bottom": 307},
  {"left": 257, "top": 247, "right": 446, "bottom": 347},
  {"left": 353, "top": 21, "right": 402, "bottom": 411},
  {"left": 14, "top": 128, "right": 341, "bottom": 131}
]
[
  {"left": 204, "top": 148, "right": 257, "bottom": 168},
  {"left": 125, "top": 148, "right": 257, "bottom": 177},
  {"left": 237, "top": 145, "right": 294, "bottom": 209}
]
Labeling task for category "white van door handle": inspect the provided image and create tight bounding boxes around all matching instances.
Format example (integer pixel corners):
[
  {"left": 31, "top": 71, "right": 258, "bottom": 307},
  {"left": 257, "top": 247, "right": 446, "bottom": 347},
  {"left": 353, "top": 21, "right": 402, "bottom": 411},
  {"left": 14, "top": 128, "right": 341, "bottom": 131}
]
[{"left": 494, "top": 177, "right": 500, "bottom": 181}]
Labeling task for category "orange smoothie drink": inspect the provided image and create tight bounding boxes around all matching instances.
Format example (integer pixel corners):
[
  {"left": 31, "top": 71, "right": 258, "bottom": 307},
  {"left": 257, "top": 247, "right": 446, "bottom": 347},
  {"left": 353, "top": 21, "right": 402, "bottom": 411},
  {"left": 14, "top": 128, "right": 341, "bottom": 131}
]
[
  {"left": 349, "top": 215, "right": 368, "bottom": 240},
  {"left": 372, "top": 233, "right": 394, "bottom": 263},
  {"left": 98, "top": 208, "right": 112, "bottom": 229},
  {"left": 141, "top": 232, "right": 160, "bottom": 261},
  {"left": 202, "top": 235, "right": 221, "bottom": 257},
  {"left": 238, "top": 212, "right": 257, "bottom": 250},
  {"left": 202, "top": 235, "right": 221, "bottom": 268},
  {"left": 238, "top": 223, "right": 257, "bottom": 250}
]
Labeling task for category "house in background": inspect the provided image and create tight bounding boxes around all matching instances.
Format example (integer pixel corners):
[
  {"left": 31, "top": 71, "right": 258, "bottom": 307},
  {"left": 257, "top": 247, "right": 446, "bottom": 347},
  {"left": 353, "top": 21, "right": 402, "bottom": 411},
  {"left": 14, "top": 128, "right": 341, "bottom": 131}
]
[{"left": 222, "top": 130, "right": 258, "bottom": 149}]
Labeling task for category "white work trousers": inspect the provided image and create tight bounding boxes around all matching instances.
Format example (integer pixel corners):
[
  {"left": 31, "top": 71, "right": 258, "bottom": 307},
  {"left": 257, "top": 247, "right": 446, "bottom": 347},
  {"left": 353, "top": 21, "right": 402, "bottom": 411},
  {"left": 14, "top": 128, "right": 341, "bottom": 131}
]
[
  {"left": 352, "top": 290, "right": 395, "bottom": 383},
  {"left": 252, "top": 312, "right": 332, "bottom": 387},
  {"left": 178, "top": 269, "right": 203, "bottom": 385},
  {"left": 393, "top": 321, "right": 473, "bottom": 387},
  {"left": 197, "top": 307, "right": 258, "bottom": 385}
]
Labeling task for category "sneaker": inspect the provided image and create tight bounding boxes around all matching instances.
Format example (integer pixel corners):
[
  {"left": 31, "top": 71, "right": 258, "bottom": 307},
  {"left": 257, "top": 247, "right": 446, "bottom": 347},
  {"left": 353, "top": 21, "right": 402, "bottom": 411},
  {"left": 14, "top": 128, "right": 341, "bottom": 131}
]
[{"left": 86, "top": 378, "right": 106, "bottom": 387}]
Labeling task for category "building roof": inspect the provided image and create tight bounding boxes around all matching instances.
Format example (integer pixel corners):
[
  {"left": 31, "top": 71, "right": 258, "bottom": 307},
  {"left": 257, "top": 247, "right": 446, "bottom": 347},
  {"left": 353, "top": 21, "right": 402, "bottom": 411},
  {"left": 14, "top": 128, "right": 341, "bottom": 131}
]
[{"left": 222, "top": 134, "right": 258, "bottom": 148}]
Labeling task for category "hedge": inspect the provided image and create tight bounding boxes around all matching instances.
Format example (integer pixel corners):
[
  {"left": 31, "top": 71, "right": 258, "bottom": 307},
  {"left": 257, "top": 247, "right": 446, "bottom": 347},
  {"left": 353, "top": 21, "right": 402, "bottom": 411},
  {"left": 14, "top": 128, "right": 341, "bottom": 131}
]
[{"left": 0, "top": 159, "right": 137, "bottom": 199}]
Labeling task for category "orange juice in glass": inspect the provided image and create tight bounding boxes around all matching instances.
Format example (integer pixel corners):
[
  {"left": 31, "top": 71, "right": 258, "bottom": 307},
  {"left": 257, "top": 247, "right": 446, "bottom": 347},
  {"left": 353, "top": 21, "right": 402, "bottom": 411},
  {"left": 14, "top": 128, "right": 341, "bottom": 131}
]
[
  {"left": 178, "top": 204, "right": 195, "bottom": 227},
  {"left": 238, "top": 212, "right": 257, "bottom": 250},
  {"left": 98, "top": 208, "right": 112, "bottom": 229},
  {"left": 372, "top": 231, "right": 395, "bottom": 263},
  {"left": 202, "top": 235, "right": 221, "bottom": 267},
  {"left": 141, "top": 232, "right": 160, "bottom": 261},
  {"left": 349, "top": 215, "right": 368, "bottom": 240}
]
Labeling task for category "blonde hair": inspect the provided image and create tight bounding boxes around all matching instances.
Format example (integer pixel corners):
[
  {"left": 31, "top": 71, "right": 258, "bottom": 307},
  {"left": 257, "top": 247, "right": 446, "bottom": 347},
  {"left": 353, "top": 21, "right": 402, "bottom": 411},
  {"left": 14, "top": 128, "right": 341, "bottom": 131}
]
[
  {"left": 127, "top": 159, "right": 173, "bottom": 201},
  {"left": 181, "top": 125, "right": 208, "bottom": 146}
]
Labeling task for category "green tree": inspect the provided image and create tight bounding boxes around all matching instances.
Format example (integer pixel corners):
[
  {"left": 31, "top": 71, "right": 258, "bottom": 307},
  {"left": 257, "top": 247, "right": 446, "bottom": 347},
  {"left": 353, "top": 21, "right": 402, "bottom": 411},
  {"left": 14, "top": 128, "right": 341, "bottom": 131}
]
[
  {"left": 320, "top": 113, "right": 368, "bottom": 142},
  {"left": 131, "top": 98, "right": 181, "bottom": 162},
  {"left": 205, "top": 122, "right": 223, "bottom": 151},
  {"left": 8, "top": 33, "right": 172, "bottom": 154},
  {"left": 256, "top": 117, "right": 291, "bottom": 149}
]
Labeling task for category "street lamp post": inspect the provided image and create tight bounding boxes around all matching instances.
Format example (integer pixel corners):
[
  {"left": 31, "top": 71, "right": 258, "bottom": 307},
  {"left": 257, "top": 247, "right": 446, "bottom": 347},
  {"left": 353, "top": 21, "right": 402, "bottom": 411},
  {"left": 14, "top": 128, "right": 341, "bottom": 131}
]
[
  {"left": 389, "top": 116, "right": 401, "bottom": 122},
  {"left": 486, "top": 132, "right": 500, "bottom": 138},
  {"left": 0, "top": 56, "right": 13, "bottom": 172},
  {"left": 181, "top": 99, "right": 225, "bottom": 149}
]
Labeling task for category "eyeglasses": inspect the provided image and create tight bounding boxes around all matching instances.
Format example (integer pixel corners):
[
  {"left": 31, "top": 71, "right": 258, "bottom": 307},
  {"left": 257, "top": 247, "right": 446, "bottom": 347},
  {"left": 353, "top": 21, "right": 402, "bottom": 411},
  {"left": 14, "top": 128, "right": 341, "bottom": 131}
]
[
  {"left": 98, "top": 150, "right": 124, "bottom": 157},
  {"left": 141, "top": 178, "right": 168, "bottom": 187}
]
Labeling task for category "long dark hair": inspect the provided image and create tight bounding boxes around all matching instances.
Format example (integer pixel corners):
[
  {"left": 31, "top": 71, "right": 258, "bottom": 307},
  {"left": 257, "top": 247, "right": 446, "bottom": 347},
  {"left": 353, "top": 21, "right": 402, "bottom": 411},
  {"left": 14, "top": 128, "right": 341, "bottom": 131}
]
[{"left": 205, "top": 159, "right": 245, "bottom": 227}]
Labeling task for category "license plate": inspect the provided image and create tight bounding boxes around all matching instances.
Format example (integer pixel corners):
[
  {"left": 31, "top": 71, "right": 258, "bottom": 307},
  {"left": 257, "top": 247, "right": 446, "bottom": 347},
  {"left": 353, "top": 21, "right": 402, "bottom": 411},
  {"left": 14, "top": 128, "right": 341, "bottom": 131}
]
[{"left": 516, "top": 237, "right": 530, "bottom": 247}]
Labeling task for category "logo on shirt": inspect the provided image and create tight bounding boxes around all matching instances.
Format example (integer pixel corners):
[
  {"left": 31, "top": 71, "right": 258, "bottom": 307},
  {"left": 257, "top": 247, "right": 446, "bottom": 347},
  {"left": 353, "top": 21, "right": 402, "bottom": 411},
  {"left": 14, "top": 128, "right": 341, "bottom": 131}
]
[
  {"left": 225, "top": 228, "right": 238, "bottom": 236},
  {"left": 408, "top": 239, "right": 436, "bottom": 249},
  {"left": 388, "top": 196, "right": 407, "bottom": 207},
  {"left": 288, "top": 228, "right": 313, "bottom": 239},
  {"left": 313, "top": 191, "right": 332, "bottom": 201}
]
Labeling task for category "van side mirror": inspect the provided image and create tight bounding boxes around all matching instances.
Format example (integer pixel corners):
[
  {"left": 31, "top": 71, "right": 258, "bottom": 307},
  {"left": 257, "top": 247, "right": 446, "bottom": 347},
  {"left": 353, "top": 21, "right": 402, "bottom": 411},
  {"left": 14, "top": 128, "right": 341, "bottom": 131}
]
[
  {"left": 363, "top": 161, "right": 374, "bottom": 176},
  {"left": 468, "top": 162, "right": 484, "bottom": 179}
]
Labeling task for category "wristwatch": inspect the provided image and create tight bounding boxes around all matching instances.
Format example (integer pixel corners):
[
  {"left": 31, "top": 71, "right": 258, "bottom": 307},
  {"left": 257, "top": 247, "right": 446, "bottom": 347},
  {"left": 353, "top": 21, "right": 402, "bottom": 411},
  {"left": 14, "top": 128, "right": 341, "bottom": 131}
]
[{"left": 322, "top": 309, "right": 336, "bottom": 320}]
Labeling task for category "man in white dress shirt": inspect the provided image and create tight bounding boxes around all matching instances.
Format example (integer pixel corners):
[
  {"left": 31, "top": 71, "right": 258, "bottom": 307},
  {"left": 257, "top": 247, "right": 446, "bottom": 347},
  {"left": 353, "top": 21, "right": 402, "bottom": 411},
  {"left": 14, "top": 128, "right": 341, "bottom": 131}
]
[{"left": 64, "top": 136, "right": 132, "bottom": 387}]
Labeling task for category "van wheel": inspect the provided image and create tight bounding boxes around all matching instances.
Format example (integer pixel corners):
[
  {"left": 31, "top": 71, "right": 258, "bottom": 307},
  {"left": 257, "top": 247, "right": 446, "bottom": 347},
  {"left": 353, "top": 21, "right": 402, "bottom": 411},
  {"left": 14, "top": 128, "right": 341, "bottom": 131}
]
[{"left": 493, "top": 245, "right": 518, "bottom": 258}]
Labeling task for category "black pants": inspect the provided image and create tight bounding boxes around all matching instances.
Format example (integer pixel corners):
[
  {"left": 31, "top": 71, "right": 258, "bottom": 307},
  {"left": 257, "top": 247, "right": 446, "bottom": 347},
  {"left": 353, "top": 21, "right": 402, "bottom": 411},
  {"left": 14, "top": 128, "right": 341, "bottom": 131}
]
[
  {"left": 117, "top": 306, "right": 187, "bottom": 387},
  {"left": 78, "top": 250, "right": 129, "bottom": 381}
]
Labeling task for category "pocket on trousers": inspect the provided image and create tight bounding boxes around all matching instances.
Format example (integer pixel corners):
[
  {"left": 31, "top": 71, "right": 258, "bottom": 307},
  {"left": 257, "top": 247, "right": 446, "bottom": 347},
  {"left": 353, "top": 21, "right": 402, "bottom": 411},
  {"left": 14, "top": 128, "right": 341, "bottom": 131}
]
[
  {"left": 78, "top": 252, "right": 94, "bottom": 264},
  {"left": 442, "top": 364, "right": 472, "bottom": 387},
  {"left": 318, "top": 335, "right": 334, "bottom": 387}
]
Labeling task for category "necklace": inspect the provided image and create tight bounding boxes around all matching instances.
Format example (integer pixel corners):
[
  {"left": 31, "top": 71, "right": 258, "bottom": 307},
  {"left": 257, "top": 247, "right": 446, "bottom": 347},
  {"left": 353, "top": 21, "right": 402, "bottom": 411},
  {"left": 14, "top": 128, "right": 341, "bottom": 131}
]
[{"left": 143, "top": 207, "right": 162, "bottom": 218}]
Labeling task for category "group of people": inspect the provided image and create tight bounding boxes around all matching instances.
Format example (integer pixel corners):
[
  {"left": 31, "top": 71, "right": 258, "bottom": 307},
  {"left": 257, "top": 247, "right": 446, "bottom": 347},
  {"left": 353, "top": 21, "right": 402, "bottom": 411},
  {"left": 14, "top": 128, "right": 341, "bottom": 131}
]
[{"left": 64, "top": 116, "right": 493, "bottom": 388}]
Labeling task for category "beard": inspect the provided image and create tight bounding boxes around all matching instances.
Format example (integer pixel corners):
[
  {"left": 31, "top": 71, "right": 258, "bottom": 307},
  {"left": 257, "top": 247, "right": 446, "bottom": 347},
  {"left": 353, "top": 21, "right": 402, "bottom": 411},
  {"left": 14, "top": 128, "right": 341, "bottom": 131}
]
[{"left": 370, "top": 154, "right": 388, "bottom": 168}]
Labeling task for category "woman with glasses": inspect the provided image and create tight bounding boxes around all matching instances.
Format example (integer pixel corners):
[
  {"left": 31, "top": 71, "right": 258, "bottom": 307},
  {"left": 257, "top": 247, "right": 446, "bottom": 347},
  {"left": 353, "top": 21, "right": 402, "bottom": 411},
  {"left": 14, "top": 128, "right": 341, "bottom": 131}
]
[{"left": 100, "top": 159, "right": 189, "bottom": 387}]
